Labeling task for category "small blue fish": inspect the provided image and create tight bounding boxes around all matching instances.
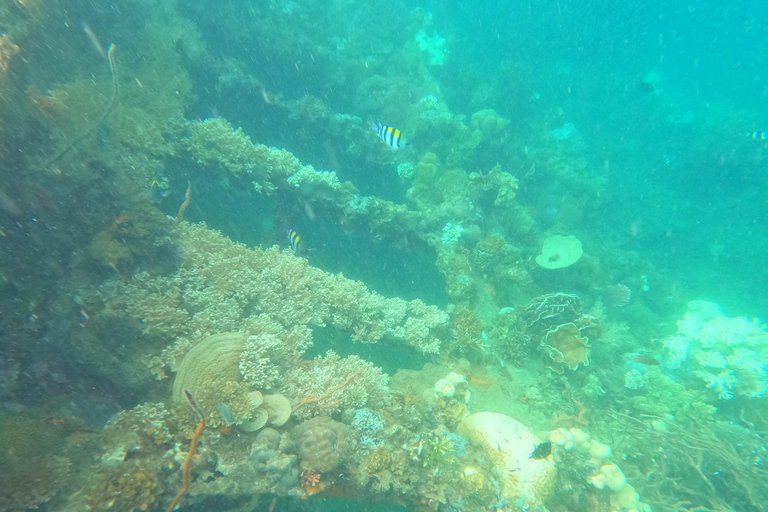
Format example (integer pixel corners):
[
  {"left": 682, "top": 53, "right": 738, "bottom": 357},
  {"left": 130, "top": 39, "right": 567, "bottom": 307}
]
[
  {"left": 751, "top": 131, "right": 768, "bottom": 140},
  {"left": 371, "top": 121, "right": 409, "bottom": 149},
  {"left": 287, "top": 228, "right": 301, "bottom": 254},
  {"left": 217, "top": 402, "right": 235, "bottom": 425}
]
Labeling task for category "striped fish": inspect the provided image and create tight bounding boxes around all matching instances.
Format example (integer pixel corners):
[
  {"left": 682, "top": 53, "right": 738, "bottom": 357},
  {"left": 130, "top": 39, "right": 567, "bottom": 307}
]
[
  {"left": 287, "top": 228, "right": 301, "bottom": 254},
  {"left": 751, "top": 131, "right": 768, "bottom": 140},
  {"left": 371, "top": 121, "right": 409, "bottom": 149}
]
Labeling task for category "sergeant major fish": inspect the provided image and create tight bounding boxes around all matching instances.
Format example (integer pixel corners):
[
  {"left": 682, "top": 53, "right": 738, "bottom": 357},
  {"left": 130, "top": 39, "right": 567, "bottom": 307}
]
[
  {"left": 287, "top": 228, "right": 301, "bottom": 254},
  {"left": 371, "top": 121, "right": 409, "bottom": 149}
]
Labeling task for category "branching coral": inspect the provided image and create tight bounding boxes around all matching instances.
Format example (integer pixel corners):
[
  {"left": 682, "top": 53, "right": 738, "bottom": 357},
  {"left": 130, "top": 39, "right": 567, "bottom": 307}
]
[
  {"left": 184, "top": 118, "right": 306, "bottom": 194},
  {"left": 661, "top": 301, "right": 768, "bottom": 400},
  {"left": 284, "top": 350, "right": 389, "bottom": 421},
  {"left": 103, "top": 222, "right": 452, "bottom": 366}
]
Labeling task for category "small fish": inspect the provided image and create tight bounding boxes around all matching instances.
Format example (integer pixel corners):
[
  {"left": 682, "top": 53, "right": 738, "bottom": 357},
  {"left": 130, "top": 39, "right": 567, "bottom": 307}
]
[
  {"left": 287, "top": 228, "right": 301, "bottom": 254},
  {"left": 529, "top": 441, "right": 552, "bottom": 460},
  {"left": 149, "top": 177, "right": 170, "bottom": 204},
  {"left": 751, "top": 131, "right": 768, "bottom": 140},
  {"left": 628, "top": 354, "right": 660, "bottom": 366},
  {"left": 371, "top": 121, "right": 409, "bottom": 149},
  {"left": 217, "top": 402, "right": 235, "bottom": 425}
]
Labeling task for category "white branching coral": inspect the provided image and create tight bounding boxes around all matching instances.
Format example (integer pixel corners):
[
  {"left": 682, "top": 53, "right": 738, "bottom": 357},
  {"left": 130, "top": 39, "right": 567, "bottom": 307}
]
[
  {"left": 239, "top": 332, "right": 297, "bottom": 391},
  {"left": 661, "top": 334, "right": 689, "bottom": 369},
  {"left": 624, "top": 369, "right": 646, "bottom": 390},
  {"left": 665, "top": 301, "right": 768, "bottom": 401},
  {"left": 694, "top": 370, "right": 736, "bottom": 400},
  {"left": 695, "top": 350, "right": 727, "bottom": 369}
]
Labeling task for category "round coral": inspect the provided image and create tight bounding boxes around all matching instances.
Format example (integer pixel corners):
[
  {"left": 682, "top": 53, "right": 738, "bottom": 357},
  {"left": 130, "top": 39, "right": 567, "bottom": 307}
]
[
  {"left": 457, "top": 412, "right": 556, "bottom": 508},
  {"left": 293, "top": 416, "right": 348, "bottom": 472}
]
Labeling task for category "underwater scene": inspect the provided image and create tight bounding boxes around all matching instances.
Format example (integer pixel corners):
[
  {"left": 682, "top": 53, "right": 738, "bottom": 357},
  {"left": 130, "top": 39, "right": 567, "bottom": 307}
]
[{"left": 2, "top": 0, "right": 768, "bottom": 511}]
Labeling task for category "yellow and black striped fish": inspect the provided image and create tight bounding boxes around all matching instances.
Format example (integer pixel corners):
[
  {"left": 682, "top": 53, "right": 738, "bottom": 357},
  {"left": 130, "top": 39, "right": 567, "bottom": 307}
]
[
  {"left": 286, "top": 228, "right": 301, "bottom": 254},
  {"left": 751, "top": 131, "right": 768, "bottom": 140},
  {"left": 371, "top": 121, "right": 409, "bottom": 149}
]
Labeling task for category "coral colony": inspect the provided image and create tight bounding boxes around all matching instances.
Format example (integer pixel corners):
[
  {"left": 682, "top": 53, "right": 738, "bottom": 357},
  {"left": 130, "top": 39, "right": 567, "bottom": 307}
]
[{"left": 1, "top": 2, "right": 767, "bottom": 512}]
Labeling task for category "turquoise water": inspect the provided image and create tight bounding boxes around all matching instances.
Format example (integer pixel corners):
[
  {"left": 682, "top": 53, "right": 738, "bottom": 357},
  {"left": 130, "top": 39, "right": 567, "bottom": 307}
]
[{"left": 0, "top": 1, "right": 767, "bottom": 511}]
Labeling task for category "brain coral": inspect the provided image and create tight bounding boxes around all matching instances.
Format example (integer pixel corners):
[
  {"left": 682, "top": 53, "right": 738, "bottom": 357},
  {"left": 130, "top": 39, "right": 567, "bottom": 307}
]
[
  {"left": 457, "top": 412, "right": 555, "bottom": 508},
  {"left": 293, "top": 416, "right": 348, "bottom": 472}
]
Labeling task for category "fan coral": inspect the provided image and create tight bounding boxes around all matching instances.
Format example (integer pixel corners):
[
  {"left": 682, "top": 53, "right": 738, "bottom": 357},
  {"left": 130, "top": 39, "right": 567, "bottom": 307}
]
[
  {"left": 172, "top": 332, "right": 256, "bottom": 428},
  {"left": 604, "top": 283, "right": 631, "bottom": 307},
  {"left": 0, "top": 414, "right": 70, "bottom": 512}
]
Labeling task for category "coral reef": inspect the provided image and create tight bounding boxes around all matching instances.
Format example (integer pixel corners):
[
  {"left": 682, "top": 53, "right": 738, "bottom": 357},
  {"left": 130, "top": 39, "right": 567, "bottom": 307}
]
[
  {"left": 5, "top": 1, "right": 768, "bottom": 512},
  {"left": 660, "top": 300, "right": 768, "bottom": 400},
  {"left": 549, "top": 427, "right": 652, "bottom": 512}
]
